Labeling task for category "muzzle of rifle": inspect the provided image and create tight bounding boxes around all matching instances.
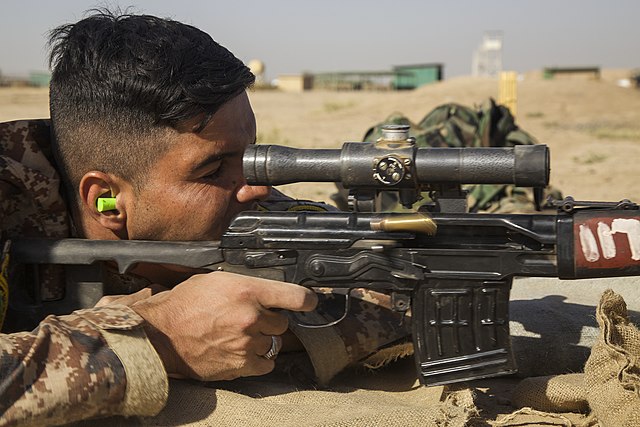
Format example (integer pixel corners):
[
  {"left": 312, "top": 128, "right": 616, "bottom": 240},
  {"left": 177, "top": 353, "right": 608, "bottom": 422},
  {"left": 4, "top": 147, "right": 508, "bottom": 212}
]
[{"left": 243, "top": 142, "right": 549, "bottom": 188}]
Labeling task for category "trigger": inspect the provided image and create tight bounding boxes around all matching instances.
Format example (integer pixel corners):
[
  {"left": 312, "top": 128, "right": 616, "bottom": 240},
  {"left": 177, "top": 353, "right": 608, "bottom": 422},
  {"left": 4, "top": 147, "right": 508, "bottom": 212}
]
[{"left": 296, "top": 289, "right": 352, "bottom": 329}]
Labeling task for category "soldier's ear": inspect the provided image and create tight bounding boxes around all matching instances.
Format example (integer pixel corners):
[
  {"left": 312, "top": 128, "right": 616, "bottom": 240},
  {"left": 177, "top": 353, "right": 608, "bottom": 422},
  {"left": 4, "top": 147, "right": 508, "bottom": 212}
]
[{"left": 78, "top": 171, "right": 128, "bottom": 236}]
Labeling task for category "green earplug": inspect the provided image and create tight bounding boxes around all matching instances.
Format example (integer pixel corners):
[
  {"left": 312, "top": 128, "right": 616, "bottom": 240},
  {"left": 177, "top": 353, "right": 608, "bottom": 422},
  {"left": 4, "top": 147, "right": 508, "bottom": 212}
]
[{"left": 96, "top": 197, "right": 117, "bottom": 212}]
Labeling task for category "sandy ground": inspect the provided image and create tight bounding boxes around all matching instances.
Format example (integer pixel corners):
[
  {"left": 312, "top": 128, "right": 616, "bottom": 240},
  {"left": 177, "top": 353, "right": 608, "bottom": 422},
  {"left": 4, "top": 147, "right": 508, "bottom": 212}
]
[{"left": 2, "top": 72, "right": 640, "bottom": 425}]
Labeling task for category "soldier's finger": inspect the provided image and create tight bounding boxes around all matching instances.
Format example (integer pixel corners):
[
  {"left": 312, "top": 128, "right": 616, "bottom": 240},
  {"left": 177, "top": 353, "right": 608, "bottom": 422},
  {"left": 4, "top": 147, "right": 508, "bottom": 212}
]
[
  {"left": 253, "top": 279, "right": 318, "bottom": 312},
  {"left": 256, "top": 309, "right": 289, "bottom": 336}
]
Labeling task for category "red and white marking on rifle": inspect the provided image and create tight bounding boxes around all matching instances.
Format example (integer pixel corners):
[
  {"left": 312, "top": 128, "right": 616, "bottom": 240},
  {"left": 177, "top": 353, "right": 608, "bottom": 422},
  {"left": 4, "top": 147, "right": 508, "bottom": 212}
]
[{"left": 575, "top": 216, "right": 640, "bottom": 269}]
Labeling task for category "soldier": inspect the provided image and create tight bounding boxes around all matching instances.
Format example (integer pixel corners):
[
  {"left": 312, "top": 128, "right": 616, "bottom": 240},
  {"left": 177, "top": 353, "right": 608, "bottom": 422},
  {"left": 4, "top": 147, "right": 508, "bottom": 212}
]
[{"left": 0, "top": 10, "right": 408, "bottom": 426}]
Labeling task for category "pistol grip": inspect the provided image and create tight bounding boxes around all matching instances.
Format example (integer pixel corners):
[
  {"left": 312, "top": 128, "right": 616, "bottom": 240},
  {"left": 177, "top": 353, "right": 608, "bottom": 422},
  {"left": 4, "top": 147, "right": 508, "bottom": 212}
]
[{"left": 411, "top": 279, "right": 517, "bottom": 386}]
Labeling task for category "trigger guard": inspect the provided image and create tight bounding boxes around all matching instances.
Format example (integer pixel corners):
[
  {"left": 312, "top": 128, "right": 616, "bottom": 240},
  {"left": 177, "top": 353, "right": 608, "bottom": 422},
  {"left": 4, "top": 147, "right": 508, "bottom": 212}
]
[{"left": 295, "top": 289, "right": 352, "bottom": 329}]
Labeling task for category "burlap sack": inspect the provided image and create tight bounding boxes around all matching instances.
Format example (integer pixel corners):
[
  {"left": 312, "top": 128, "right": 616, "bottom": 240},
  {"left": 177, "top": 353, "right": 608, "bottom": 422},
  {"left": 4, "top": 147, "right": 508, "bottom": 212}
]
[
  {"left": 511, "top": 373, "right": 588, "bottom": 413},
  {"left": 71, "top": 358, "right": 476, "bottom": 427},
  {"left": 503, "top": 289, "right": 640, "bottom": 427},
  {"left": 584, "top": 289, "right": 640, "bottom": 426}
]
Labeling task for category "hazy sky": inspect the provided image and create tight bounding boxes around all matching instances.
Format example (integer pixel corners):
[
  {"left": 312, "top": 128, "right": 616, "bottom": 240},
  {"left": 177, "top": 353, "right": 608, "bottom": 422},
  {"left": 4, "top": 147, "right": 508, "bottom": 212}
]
[{"left": 1, "top": 0, "right": 637, "bottom": 81}]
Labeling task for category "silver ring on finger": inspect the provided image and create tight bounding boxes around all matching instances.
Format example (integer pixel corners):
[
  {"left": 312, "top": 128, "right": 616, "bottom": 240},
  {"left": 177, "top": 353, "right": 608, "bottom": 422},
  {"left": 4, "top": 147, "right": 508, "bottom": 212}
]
[{"left": 263, "top": 336, "right": 280, "bottom": 360}]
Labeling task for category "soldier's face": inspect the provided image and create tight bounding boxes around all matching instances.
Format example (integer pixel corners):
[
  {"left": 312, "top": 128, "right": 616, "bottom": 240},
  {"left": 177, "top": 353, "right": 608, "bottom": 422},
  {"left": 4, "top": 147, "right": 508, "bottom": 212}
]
[{"left": 125, "top": 92, "right": 270, "bottom": 241}]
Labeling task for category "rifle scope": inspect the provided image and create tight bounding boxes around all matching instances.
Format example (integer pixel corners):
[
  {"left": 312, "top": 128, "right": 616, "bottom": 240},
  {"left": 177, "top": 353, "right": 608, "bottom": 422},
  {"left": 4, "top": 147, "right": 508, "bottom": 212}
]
[{"left": 244, "top": 140, "right": 549, "bottom": 189}]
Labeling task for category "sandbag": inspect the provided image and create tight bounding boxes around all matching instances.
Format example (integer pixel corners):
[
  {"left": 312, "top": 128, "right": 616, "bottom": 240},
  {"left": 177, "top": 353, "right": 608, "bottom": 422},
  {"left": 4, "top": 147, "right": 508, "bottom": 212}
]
[
  {"left": 511, "top": 374, "right": 588, "bottom": 413},
  {"left": 584, "top": 289, "right": 640, "bottom": 426}
]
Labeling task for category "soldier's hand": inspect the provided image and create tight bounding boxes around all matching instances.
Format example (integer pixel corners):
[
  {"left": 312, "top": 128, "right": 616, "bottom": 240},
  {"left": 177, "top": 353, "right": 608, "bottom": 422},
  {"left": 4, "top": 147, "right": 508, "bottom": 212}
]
[{"left": 130, "top": 271, "right": 317, "bottom": 381}]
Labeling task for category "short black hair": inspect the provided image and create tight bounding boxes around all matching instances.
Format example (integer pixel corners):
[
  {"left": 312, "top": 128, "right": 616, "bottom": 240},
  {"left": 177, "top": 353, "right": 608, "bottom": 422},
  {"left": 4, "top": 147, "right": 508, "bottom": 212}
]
[{"left": 48, "top": 9, "right": 255, "bottom": 202}]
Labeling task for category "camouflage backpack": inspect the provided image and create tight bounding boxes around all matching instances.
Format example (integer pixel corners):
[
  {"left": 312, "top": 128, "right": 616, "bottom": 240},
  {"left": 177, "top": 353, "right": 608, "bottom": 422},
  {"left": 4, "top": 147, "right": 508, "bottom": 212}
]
[{"left": 358, "top": 98, "right": 560, "bottom": 213}]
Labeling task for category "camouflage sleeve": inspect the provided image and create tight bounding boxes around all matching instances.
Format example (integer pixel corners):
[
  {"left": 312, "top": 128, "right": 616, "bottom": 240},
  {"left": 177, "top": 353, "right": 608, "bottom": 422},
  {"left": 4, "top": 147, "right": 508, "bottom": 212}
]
[
  {"left": 0, "top": 305, "right": 168, "bottom": 426},
  {"left": 288, "top": 290, "right": 412, "bottom": 384}
]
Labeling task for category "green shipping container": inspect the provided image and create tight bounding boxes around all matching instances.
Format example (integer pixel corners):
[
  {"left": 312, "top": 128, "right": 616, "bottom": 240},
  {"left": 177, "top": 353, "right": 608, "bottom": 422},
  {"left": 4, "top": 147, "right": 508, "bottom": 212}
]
[
  {"left": 393, "top": 63, "right": 443, "bottom": 90},
  {"left": 29, "top": 71, "right": 51, "bottom": 87}
]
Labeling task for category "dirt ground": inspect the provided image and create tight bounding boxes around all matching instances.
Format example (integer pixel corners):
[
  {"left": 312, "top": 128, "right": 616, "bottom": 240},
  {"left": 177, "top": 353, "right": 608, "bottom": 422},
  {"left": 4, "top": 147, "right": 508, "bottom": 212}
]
[{"left": 2, "top": 71, "right": 639, "bottom": 425}]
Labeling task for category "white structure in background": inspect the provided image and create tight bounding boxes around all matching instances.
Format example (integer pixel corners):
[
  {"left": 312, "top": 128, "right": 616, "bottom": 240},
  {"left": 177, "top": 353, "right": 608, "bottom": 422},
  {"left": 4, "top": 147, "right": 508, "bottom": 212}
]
[
  {"left": 248, "top": 59, "right": 266, "bottom": 85},
  {"left": 472, "top": 32, "right": 503, "bottom": 78}
]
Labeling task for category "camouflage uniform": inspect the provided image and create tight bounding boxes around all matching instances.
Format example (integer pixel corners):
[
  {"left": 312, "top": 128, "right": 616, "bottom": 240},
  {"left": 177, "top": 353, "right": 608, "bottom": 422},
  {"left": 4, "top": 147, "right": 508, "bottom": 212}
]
[
  {"left": 0, "top": 305, "right": 167, "bottom": 426},
  {"left": 0, "top": 120, "right": 411, "bottom": 424},
  {"left": 0, "top": 120, "right": 168, "bottom": 426},
  {"left": 356, "top": 98, "right": 562, "bottom": 214}
]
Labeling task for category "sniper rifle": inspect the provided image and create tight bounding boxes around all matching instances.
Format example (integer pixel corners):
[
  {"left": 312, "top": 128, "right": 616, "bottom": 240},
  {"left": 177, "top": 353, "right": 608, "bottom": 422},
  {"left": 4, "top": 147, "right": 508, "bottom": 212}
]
[{"left": 11, "top": 125, "right": 640, "bottom": 385}]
